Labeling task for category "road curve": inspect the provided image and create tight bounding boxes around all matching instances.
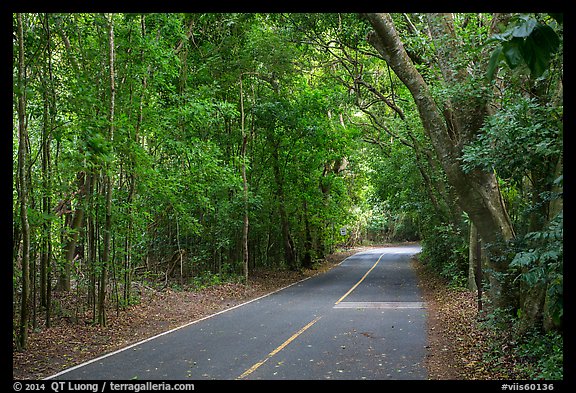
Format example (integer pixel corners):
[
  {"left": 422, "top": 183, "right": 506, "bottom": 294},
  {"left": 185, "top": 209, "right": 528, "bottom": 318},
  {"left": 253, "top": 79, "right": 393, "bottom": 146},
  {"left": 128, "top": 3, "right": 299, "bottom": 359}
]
[{"left": 48, "top": 244, "right": 427, "bottom": 380}]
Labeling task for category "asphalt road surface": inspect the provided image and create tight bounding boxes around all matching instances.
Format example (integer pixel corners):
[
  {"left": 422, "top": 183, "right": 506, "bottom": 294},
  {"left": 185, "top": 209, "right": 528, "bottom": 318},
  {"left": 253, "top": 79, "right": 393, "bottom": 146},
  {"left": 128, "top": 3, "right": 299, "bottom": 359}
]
[{"left": 48, "top": 245, "right": 427, "bottom": 380}]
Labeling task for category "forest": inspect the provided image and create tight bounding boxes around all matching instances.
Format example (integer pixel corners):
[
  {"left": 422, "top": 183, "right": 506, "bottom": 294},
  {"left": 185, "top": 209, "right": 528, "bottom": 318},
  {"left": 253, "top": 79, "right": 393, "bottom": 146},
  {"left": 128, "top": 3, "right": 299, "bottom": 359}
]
[{"left": 13, "top": 13, "right": 562, "bottom": 379}]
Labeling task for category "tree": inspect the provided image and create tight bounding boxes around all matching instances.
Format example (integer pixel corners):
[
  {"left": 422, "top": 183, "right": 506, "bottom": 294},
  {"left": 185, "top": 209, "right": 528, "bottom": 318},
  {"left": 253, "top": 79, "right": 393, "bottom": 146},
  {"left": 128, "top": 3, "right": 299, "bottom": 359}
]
[
  {"left": 463, "top": 13, "right": 563, "bottom": 330},
  {"left": 239, "top": 73, "right": 250, "bottom": 282},
  {"left": 364, "top": 13, "right": 517, "bottom": 307},
  {"left": 13, "top": 11, "right": 368, "bottom": 349},
  {"left": 16, "top": 12, "right": 31, "bottom": 350},
  {"left": 97, "top": 12, "right": 116, "bottom": 327}
]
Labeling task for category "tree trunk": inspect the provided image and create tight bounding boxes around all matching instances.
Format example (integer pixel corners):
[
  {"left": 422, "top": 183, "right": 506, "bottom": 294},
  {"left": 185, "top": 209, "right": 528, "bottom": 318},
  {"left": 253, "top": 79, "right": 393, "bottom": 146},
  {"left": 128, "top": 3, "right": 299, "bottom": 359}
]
[
  {"left": 16, "top": 12, "right": 31, "bottom": 350},
  {"left": 58, "top": 177, "right": 85, "bottom": 292},
  {"left": 40, "top": 95, "right": 51, "bottom": 308},
  {"left": 468, "top": 221, "right": 488, "bottom": 311},
  {"left": 271, "top": 148, "right": 296, "bottom": 270},
  {"left": 99, "top": 13, "right": 116, "bottom": 327},
  {"left": 468, "top": 221, "right": 479, "bottom": 292},
  {"left": 86, "top": 173, "right": 97, "bottom": 322},
  {"left": 364, "top": 13, "right": 516, "bottom": 308},
  {"left": 302, "top": 200, "right": 313, "bottom": 269},
  {"left": 239, "top": 74, "right": 250, "bottom": 283},
  {"left": 40, "top": 13, "right": 56, "bottom": 313}
]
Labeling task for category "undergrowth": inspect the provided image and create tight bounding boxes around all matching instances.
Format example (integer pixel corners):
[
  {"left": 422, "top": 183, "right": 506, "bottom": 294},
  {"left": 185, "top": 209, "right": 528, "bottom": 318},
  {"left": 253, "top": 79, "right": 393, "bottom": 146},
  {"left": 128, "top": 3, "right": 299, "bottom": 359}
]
[{"left": 479, "top": 307, "right": 563, "bottom": 380}]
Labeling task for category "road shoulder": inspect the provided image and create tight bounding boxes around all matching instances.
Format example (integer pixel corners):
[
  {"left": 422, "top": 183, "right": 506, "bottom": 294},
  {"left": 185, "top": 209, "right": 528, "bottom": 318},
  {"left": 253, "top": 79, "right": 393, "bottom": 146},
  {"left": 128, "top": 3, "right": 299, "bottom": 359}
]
[{"left": 13, "top": 246, "right": 378, "bottom": 380}]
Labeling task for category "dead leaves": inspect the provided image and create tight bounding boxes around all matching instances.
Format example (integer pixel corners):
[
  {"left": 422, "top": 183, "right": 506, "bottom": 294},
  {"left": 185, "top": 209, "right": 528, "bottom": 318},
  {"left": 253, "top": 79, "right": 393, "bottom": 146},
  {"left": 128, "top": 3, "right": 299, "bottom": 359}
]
[
  {"left": 413, "top": 258, "right": 522, "bottom": 380},
  {"left": 13, "top": 247, "right": 364, "bottom": 380}
]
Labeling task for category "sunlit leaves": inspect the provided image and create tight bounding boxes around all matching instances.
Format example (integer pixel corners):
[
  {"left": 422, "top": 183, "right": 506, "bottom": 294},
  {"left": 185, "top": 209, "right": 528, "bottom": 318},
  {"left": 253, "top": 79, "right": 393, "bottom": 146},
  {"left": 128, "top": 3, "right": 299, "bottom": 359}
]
[{"left": 460, "top": 97, "right": 562, "bottom": 182}]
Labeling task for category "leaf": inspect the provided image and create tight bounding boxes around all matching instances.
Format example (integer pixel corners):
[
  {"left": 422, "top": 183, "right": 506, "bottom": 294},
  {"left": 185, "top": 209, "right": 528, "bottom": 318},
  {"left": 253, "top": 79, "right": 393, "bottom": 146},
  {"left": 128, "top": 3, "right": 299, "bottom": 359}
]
[
  {"left": 522, "top": 24, "right": 560, "bottom": 78},
  {"left": 487, "top": 17, "right": 560, "bottom": 79},
  {"left": 501, "top": 38, "right": 524, "bottom": 69},
  {"left": 487, "top": 46, "right": 503, "bottom": 81},
  {"left": 510, "top": 251, "right": 537, "bottom": 268},
  {"left": 511, "top": 16, "right": 537, "bottom": 38},
  {"left": 488, "top": 31, "right": 512, "bottom": 44}
]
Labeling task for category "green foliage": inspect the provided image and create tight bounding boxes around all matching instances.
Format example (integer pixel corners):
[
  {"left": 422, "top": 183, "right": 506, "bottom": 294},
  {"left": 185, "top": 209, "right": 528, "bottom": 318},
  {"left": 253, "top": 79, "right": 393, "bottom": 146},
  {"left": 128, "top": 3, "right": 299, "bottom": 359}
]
[
  {"left": 190, "top": 268, "right": 243, "bottom": 291},
  {"left": 13, "top": 12, "right": 563, "bottom": 355},
  {"left": 487, "top": 14, "right": 561, "bottom": 80},
  {"left": 420, "top": 222, "right": 468, "bottom": 287},
  {"left": 514, "top": 330, "right": 563, "bottom": 379},
  {"left": 364, "top": 133, "right": 426, "bottom": 241},
  {"left": 479, "top": 308, "right": 563, "bottom": 379},
  {"left": 510, "top": 211, "right": 563, "bottom": 326},
  {"left": 461, "top": 96, "right": 562, "bottom": 182}
]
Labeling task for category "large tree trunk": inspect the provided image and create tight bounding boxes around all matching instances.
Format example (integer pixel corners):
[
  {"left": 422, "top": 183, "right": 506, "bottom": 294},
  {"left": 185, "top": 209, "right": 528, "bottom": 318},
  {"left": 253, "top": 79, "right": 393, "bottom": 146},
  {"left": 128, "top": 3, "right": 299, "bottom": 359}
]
[
  {"left": 364, "top": 13, "right": 516, "bottom": 308},
  {"left": 16, "top": 12, "right": 31, "bottom": 350}
]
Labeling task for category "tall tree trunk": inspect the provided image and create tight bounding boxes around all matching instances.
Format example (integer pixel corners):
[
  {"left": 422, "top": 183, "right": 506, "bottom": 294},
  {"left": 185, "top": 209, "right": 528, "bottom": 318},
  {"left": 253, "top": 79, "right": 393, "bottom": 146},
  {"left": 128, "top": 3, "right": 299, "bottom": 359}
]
[
  {"left": 239, "top": 75, "right": 250, "bottom": 283},
  {"left": 39, "top": 13, "right": 56, "bottom": 312},
  {"left": 271, "top": 147, "right": 296, "bottom": 270},
  {"left": 364, "top": 13, "right": 516, "bottom": 308},
  {"left": 16, "top": 12, "right": 31, "bottom": 350},
  {"left": 99, "top": 13, "right": 116, "bottom": 327},
  {"left": 85, "top": 173, "right": 97, "bottom": 322},
  {"left": 40, "top": 84, "right": 51, "bottom": 308},
  {"left": 43, "top": 16, "right": 56, "bottom": 324}
]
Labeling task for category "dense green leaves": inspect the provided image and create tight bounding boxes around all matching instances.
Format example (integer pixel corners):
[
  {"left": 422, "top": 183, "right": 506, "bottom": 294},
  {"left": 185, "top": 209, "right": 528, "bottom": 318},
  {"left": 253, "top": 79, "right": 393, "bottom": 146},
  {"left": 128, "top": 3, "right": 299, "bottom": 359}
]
[
  {"left": 13, "top": 12, "right": 369, "bottom": 331},
  {"left": 13, "top": 13, "right": 563, "bottom": 368},
  {"left": 510, "top": 211, "right": 563, "bottom": 325},
  {"left": 461, "top": 97, "right": 562, "bottom": 181},
  {"left": 487, "top": 14, "right": 561, "bottom": 80}
]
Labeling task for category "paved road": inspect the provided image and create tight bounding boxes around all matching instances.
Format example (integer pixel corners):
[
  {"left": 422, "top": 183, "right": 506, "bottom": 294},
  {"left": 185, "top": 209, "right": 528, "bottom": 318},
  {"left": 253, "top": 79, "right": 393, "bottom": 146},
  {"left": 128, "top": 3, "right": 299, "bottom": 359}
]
[{"left": 48, "top": 245, "right": 427, "bottom": 380}]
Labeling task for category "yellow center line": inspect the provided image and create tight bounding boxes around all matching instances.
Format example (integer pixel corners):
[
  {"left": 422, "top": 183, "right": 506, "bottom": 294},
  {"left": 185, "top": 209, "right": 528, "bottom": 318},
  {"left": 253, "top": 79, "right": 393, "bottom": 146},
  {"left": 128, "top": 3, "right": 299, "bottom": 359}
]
[
  {"left": 334, "top": 252, "right": 385, "bottom": 305},
  {"left": 237, "top": 316, "right": 322, "bottom": 380}
]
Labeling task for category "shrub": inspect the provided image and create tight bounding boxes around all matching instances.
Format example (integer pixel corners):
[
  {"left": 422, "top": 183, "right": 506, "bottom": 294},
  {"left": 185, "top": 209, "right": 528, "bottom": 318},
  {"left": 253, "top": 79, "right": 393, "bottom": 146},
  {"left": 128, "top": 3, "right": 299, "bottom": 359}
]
[{"left": 420, "top": 222, "right": 468, "bottom": 287}]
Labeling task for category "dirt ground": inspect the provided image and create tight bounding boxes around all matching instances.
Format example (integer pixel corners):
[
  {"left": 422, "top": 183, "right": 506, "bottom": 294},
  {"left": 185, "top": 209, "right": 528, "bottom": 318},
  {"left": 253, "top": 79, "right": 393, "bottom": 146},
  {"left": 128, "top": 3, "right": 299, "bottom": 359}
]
[{"left": 13, "top": 244, "right": 506, "bottom": 380}]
